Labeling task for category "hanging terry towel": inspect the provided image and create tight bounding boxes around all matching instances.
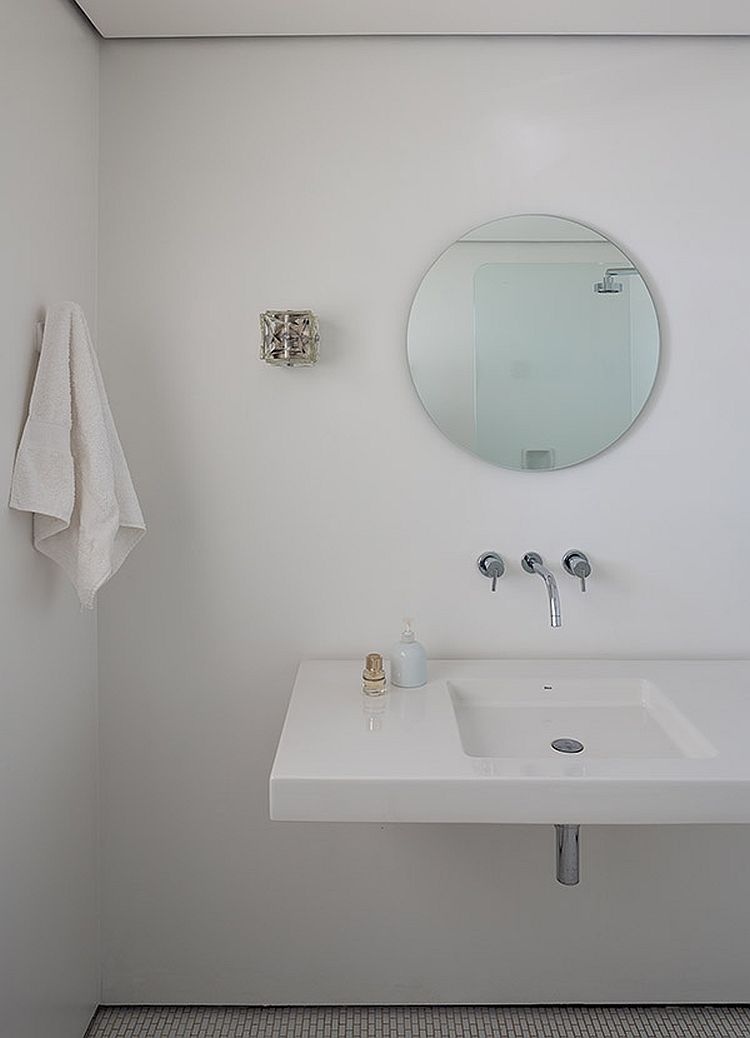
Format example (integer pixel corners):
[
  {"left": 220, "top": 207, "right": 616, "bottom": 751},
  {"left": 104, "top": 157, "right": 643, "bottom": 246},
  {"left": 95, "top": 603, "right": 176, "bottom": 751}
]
[{"left": 10, "top": 302, "right": 146, "bottom": 607}]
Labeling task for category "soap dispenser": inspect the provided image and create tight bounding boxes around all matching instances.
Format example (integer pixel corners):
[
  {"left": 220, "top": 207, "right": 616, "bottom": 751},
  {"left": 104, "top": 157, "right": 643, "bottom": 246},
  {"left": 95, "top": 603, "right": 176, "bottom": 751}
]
[{"left": 390, "top": 619, "right": 427, "bottom": 688}]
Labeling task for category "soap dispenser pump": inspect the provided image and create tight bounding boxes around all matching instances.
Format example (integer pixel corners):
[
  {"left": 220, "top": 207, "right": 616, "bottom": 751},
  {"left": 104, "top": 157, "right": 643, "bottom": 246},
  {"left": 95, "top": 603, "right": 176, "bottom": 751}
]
[{"left": 390, "top": 618, "right": 427, "bottom": 688}]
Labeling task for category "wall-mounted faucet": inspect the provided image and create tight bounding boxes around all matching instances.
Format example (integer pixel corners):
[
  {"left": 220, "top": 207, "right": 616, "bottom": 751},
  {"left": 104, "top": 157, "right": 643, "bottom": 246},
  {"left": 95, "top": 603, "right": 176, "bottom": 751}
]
[
  {"left": 521, "top": 552, "right": 562, "bottom": 628},
  {"left": 562, "top": 550, "right": 592, "bottom": 592},
  {"left": 477, "top": 552, "right": 505, "bottom": 591}
]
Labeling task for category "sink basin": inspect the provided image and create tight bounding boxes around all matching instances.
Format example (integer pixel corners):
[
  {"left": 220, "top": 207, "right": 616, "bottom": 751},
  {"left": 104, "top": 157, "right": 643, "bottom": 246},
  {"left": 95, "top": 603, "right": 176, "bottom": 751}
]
[{"left": 448, "top": 677, "right": 716, "bottom": 760}]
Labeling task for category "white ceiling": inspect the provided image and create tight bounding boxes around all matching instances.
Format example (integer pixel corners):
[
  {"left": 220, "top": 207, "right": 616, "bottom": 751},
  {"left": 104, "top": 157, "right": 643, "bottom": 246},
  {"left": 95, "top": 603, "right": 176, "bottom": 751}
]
[{"left": 74, "top": 0, "right": 750, "bottom": 39}]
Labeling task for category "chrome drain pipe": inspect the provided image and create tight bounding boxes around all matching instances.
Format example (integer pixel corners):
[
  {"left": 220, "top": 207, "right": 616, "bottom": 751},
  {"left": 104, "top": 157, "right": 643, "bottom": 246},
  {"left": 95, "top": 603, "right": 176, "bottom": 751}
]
[{"left": 555, "top": 825, "right": 580, "bottom": 885}]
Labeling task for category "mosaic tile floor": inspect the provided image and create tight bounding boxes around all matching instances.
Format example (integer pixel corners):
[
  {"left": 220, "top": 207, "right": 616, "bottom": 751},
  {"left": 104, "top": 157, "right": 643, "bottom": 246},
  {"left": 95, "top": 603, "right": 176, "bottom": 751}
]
[{"left": 85, "top": 1005, "right": 750, "bottom": 1038}]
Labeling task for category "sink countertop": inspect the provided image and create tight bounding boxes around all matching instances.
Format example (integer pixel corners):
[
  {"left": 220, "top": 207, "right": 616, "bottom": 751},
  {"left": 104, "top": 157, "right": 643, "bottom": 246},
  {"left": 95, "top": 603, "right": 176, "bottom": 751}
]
[{"left": 269, "top": 659, "right": 750, "bottom": 825}]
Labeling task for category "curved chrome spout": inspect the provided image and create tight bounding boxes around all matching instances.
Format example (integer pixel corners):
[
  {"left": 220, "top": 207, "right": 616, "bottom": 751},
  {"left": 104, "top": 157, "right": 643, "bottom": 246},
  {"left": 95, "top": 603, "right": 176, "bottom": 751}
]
[{"left": 522, "top": 552, "right": 562, "bottom": 628}]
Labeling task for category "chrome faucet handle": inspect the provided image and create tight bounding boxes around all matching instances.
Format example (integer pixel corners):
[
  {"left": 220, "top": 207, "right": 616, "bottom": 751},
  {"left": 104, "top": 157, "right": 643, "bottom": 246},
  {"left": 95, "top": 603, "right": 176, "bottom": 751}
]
[
  {"left": 477, "top": 552, "right": 505, "bottom": 592},
  {"left": 563, "top": 550, "right": 591, "bottom": 592}
]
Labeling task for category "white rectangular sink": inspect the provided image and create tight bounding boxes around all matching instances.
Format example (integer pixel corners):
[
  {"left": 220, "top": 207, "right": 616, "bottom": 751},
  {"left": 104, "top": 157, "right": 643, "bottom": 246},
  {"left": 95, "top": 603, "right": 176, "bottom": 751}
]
[
  {"left": 448, "top": 677, "right": 716, "bottom": 760},
  {"left": 270, "top": 660, "right": 750, "bottom": 825}
]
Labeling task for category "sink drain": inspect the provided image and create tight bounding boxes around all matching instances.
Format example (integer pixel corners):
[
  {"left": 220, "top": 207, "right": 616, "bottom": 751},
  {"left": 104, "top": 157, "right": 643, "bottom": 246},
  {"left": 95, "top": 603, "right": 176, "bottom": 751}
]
[{"left": 551, "top": 738, "right": 584, "bottom": 754}]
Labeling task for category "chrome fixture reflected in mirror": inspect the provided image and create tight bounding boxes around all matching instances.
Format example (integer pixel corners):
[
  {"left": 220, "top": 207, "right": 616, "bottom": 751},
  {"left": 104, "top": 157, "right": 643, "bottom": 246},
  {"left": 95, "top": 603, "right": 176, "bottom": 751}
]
[
  {"left": 594, "top": 267, "right": 639, "bottom": 294},
  {"left": 407, "top": 215, "right": 660, "bottom": 470},
  {"left": 260, "top": 310, "right": 319, "bottom": 366}
]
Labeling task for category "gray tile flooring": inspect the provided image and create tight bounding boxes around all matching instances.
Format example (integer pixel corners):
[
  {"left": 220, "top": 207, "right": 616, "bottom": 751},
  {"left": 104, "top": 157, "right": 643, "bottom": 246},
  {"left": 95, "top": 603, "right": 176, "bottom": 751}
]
[{"left": 85, "top": 1005, "right": 750, "bottom": 1038}]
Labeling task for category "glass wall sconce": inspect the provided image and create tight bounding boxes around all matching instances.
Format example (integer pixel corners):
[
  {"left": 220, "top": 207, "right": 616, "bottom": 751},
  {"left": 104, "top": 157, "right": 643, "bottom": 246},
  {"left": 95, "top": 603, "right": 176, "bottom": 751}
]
[{"left": 260, "top": 310, "right": 320, "bottom": 366}]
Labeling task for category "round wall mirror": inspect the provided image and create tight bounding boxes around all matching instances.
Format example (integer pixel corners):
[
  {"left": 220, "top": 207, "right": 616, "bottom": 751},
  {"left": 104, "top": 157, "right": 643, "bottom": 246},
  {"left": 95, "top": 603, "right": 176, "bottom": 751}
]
[{"left": 406, "top": 214, "right": 660, "bottom": 471}]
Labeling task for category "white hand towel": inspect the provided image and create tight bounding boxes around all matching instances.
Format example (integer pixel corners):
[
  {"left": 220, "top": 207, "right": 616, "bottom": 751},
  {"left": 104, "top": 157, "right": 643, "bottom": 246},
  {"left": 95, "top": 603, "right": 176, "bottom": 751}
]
[{"left": 10, "top": 302, "right": 146, "bottom": 608}]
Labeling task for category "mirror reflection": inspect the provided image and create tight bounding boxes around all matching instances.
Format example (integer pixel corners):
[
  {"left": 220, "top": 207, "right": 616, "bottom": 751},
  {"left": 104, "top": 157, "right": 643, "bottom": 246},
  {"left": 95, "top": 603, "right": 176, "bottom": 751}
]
[{"left": 407, "top": 215, "right": 660, "bottom": 471}]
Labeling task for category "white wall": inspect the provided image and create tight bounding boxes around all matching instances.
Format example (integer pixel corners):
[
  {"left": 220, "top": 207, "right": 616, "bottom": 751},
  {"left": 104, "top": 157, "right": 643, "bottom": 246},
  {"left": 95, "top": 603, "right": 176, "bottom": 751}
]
[
  {"left": 98, "top": 36, "right": 750, "bottom": 1004},
  {"left": 0, "top": 0, "right": 100, "bottom": 1034}
]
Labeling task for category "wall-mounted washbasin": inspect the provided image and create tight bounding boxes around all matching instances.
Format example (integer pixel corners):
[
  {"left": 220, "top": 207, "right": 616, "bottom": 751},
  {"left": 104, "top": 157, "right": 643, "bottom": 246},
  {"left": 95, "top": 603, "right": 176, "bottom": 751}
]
[{"left": 270, "top": 659, "right": 748, "bottom": 827}]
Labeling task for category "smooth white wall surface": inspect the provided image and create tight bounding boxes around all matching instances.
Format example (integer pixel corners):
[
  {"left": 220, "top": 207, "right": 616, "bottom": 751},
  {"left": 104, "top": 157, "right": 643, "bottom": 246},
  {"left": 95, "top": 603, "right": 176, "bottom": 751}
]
[
  {"left": 98, "top": 37, "right": 750, "bottom": 1003},
  {"left": 0, "top": 0, "right": 100, "bottom": 1034}
]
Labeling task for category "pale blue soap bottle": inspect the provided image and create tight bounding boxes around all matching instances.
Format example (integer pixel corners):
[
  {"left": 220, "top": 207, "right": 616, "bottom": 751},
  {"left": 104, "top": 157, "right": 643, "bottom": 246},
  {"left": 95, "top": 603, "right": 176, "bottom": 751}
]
[{"left": 390, "top": 618, "right": 427, "bottom": 688}]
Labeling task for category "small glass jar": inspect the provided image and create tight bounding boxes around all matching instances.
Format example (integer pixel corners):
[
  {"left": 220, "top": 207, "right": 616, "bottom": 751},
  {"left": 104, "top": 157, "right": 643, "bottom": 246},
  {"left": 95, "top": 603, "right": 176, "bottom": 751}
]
[{"left": 362, "top": 652, "right": 387, "bottom": 696}]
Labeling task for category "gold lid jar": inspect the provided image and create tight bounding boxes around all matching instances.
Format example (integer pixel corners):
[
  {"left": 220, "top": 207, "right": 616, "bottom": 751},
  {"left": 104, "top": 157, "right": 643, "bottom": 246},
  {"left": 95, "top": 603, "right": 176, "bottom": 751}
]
[{"left": 362, "top": 652, "right": 387, "bottom": 696}]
